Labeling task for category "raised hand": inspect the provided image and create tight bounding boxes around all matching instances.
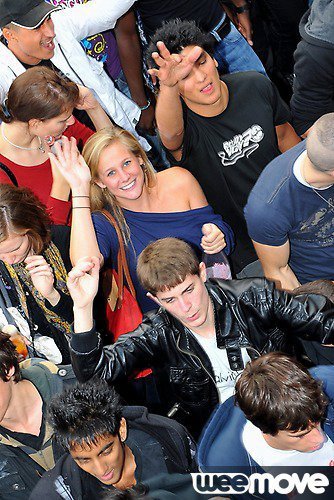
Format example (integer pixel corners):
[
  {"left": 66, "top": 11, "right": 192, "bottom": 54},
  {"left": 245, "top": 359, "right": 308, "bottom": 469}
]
[
  {"left": 76, "top": 85, "right": 99, "bottom": 111},
  {"left": 67, "top": 256, "right": 100, "bottom": 310},
  {"left": 201, "top": 223, "right": 227, "bottom": 254},
  {"left": 148, "top": 41, "right": 202, "bottom": 87},
  {"left": 25, "top": 255, "right": 59, "bottom": 304},
  {"left": 48, "top": 136, "right": 91, "bottom": 193}
]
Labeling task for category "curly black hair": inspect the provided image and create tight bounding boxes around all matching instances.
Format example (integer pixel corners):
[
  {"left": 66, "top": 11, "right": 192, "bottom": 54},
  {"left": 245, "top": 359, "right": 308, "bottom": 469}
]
[
  {"left": 146, "top": 19, "right": 215, "bottom": 69},
  {"left": 48, "top": 380, "right": 123, "bottom": 450}
]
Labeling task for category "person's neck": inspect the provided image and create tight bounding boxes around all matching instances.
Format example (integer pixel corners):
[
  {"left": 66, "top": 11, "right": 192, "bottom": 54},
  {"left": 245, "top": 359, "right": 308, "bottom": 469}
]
[
  {"left": 184, "top": 80, "right": 229, "bottom": 118},
  {"left": 1, "top": 121, "right": 41, "bottom": 149},
  {"left": 301, "top": 155, "right": 334, "bottom": 189},
  {"left": 7, "top": 42, "right": 42, "bottom": 66},
  {"left": 1, "top": 379, "right": 42, "bottom": 431},
  {"left": 189, "top": 296, "right": 216, "bottom": 339},
  {"left": 112, "top": 445, "right": 137, "bottom": 490}
]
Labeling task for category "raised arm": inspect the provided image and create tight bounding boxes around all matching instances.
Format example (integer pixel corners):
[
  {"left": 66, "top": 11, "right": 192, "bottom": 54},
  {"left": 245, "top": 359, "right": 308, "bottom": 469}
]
[
  {"left": 68, "top": 257, "right": 163, "bottom": 383},
  {"left": 252, "top": 239, "right": 300, "bottom": 291},
  {"left": 114, "top": 10, "right": 155, "bottom": 135},
  {"left": 76, "top": 86, "right": 113, "bottom": 131},
  {"left": 48, "top": 137, "right": 103, "bottom": 267},
  {"left": 53, "top": 0, "right": 136, "bottom": 41},
  {"left": 150, "top": 42, "right": 202, "bottom": 159}
]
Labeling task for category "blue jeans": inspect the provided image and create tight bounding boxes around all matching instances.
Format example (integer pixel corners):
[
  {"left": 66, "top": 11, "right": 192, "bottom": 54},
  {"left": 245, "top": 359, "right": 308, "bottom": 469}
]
[{"left": 212, "top": 19, "right": 266, "bottom": 76}]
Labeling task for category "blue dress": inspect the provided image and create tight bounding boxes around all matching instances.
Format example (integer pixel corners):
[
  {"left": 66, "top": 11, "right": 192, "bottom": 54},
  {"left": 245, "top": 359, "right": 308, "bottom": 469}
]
[{"left": 92, "top": 205, "right": 234, "bottom": 313}]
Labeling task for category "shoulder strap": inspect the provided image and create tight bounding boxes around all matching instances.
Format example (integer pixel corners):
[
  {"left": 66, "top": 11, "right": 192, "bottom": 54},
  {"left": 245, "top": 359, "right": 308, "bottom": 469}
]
[
  {"left": 100, "top": 209, "right": 137, "bottom": 299},
  {"left": 0, "top": 161, "right": 18, "bottom": 186},
  {"left": 126, "top": 408, "right": 195, "bottom": 472}
]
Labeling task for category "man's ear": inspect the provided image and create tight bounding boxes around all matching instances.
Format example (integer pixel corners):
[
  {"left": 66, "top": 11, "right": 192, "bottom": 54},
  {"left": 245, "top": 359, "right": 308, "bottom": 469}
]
[
  {"left": 5, "top": 365, "right": 16, "bottom": 381},
  {"left": 119, "top": 417, "right": 128, "bottom": 442},
  {"left": 146, "top": 291, "right": 161, "bottom": 307},
  {"left": 199, "top": 261, "right": 207, "bottom": 282},
  {"left": 2, "top": 27, "right": 17, "bottom": 43}
]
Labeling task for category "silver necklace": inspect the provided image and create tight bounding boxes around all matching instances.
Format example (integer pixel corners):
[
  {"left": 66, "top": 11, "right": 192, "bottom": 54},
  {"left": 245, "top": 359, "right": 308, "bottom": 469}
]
[
  {"left": 301, "top": 161, "right": 334, "bottom": 209},
  {"left": 311, "top": 187, "right": 334, "bottom": 210},
  {"left": 1, "top": 124, "right": 45, "bottom": 153}
]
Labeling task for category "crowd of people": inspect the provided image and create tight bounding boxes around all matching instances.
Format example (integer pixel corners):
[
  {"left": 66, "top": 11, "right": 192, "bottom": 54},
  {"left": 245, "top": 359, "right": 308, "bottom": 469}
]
[{"left": 1, "top": 0, "right": 334, "bottom": 498}]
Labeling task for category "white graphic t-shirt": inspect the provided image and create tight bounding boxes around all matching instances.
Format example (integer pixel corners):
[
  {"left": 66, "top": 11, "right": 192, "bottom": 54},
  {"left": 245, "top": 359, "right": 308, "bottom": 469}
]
[
  {"left": 192, "top": 332, "right": 251, "bottom": 402},
  {"left": 242, "top": 420, "right": 334, "bottom": 468}
]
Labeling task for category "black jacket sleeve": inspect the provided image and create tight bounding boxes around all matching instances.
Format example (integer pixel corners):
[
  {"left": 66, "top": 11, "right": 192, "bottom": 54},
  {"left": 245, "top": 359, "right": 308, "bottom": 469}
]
[
  {"left": 291, "top": 40, "right": 334, "bottom": 135},
  {"left": 234, "top": 278, "right": 334, "bottom": 345},
  {"left": 70, "top": 316, "right": 168, "bottom": 383}
]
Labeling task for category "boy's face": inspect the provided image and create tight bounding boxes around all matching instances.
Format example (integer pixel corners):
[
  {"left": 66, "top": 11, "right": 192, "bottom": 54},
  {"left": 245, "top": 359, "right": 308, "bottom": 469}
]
[
  {"left": 176, "top": 46, "right": 223, "bottom": 114},
  {"left": 150, "top": 264, "right": 211, "bottom": 333},
  {"left": 70, "top": 419, "right": 129, "bottom": 486},
  {"left": 265, "top": 424, "right": 326, "bottom": 453}
]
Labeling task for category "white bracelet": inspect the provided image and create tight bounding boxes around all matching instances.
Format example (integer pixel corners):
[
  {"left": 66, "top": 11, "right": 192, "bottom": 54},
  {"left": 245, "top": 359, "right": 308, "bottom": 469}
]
[{"left": 139, "top": 99, "right": 151, "bottom": 111}]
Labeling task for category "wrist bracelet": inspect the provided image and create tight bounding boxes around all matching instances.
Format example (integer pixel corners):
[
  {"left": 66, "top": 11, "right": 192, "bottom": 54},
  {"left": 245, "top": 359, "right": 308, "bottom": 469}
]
[
  {"left": 72, "top": 206, "right": 91, "bottom": 209},
  {"left": 72, "top": 195, "right": 90, "bottom": 198},
  {"left": 235, "top": 3, "right": 250, "bottom": 14},
  {"left": 139, "top": 99, "right": 151, "bottom": 111}
]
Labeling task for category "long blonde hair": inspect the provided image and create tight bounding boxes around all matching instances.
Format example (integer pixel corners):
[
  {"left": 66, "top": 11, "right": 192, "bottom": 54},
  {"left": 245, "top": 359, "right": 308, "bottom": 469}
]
[{"left": 82, "top": 127, "right": 156, "bottom": 241}]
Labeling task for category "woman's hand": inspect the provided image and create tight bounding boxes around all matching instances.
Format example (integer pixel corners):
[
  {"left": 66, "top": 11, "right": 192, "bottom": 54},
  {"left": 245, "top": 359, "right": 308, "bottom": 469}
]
[
  {"left": 76, "top": 85, "right": 99, "bottom": 111},
  {"left": 67, "top": 256, "right": 100, "bottom": 310},
  {"left": 201, "top": 223, "right": 226, "bottom": 254},
  {"left": 25, "top": 255, "right": 60, "bottom": 305},
  {"left": 48, "top": 136, "right": 91, "bottom": 194}
]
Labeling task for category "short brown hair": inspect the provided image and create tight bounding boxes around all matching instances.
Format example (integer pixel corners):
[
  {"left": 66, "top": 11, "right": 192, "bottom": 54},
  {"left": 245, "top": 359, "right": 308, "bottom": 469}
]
[
  {"left": 235, "top": 352, "right": 327, "bottom": 435},
  {"left": 0, "top": 184, "right": 51, "bottom": 254},
  {"left": 0, "top": 332, "right": 21, "bottom": 383},
  {"left": 137, "top": 237, "right": 200, "bottom": 295},
  {"left": 292, "top": 280, "right": 334, "bottom": 303},
  {"left": 0, "top": 66, "right": 79, "bottom": 124}
]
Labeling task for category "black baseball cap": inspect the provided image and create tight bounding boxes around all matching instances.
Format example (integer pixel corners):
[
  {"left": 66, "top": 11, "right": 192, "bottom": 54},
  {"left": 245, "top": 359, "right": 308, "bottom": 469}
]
[{"left": 0, "top": 0, "right": 60, "bottom": 30}]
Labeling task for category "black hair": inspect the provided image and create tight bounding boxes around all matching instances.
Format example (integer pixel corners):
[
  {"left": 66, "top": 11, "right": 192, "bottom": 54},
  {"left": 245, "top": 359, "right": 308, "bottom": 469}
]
[
  {"left": 48, "top": 380, "right": 123, "bottom": 450},
  {"left": 146, "top": 19, "right": 215, "bottom": 69},
  {"left": 0, "top": 332, "right": 21, "bottom": 382}
]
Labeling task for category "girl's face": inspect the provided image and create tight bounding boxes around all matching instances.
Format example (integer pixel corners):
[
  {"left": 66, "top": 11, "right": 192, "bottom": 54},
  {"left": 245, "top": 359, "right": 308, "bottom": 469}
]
[
  {"left": 95, "top": 141, "right": 145, "bottom": 205},
  {"left": 0, "top": 233, "right": 31, "bottom": 265},
  {"left": 30, "top": 108, "right": 75, "bottom": 141}
]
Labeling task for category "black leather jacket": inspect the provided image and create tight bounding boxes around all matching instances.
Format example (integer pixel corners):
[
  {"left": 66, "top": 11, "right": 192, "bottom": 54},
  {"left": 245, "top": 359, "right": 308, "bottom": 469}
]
[{"left": 70, "top": 278, "right": 334, "bottom": 438}]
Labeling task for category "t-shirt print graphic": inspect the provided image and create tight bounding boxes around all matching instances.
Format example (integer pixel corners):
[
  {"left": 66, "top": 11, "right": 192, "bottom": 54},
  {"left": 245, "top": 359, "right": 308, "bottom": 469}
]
[{"left": 218, "top": 125, "right": 265, "bottom": 166}]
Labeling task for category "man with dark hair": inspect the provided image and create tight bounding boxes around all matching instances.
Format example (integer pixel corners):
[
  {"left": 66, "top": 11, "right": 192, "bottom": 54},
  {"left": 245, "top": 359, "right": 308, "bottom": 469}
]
[
  {"left": 31, "top": 380, "right": 197, "bottom": 499},
  {"left": 68, "top": 239, "right": 334, "bottom": 440},
  {"left": 0, "top": 331, "right": 73, "bottom": 498},
  {"left": 146, "top": 19, "right": 301, "bottom": 277},
  {"left": 0, "top": 0, "right": 149, "bottom": 149},
  {"left": 245, "top": 112, "right": 334, "bottom": 291},
  {"left": 198, "top": 352, "right": 334, "bottom": 471}
]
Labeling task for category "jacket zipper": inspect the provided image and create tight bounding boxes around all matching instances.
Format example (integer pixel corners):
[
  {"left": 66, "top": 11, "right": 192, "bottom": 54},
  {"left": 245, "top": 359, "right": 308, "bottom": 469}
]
[{"left": 168, "top": 338, "right": 220, "bottom": 418}]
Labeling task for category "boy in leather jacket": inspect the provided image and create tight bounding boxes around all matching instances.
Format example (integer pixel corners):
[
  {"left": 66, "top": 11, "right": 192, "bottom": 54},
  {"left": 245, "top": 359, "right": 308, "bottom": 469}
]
[{"left": 68, "top": 237, "right": 334, "bottom": 439}]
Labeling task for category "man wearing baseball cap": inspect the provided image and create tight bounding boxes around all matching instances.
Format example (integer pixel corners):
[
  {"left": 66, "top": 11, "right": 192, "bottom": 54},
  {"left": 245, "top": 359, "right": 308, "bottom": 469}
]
[
  {"left": 0, "top": 0, "right": 149, "bottom": 149},
  {"left": 1, "top": 0, "right": 59, "bottom": 30}
]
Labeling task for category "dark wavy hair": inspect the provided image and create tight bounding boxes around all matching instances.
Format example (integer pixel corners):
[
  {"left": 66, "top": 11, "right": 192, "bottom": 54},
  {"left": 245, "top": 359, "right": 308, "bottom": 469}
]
[
  {"left": 48, "top": 380, "right": 123, "bottom": 450},
  {"left": 235, "top": 352, "right": 328, "bottom": 435},
  {"left": 0, "top": 184, "right": 51, "bottom": 254},
  {"left": 0, "top": 332, "right": 21, "bottom": 383},
  {"left": 146, "top": 19, "right": 215, "bottom": 69}
]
